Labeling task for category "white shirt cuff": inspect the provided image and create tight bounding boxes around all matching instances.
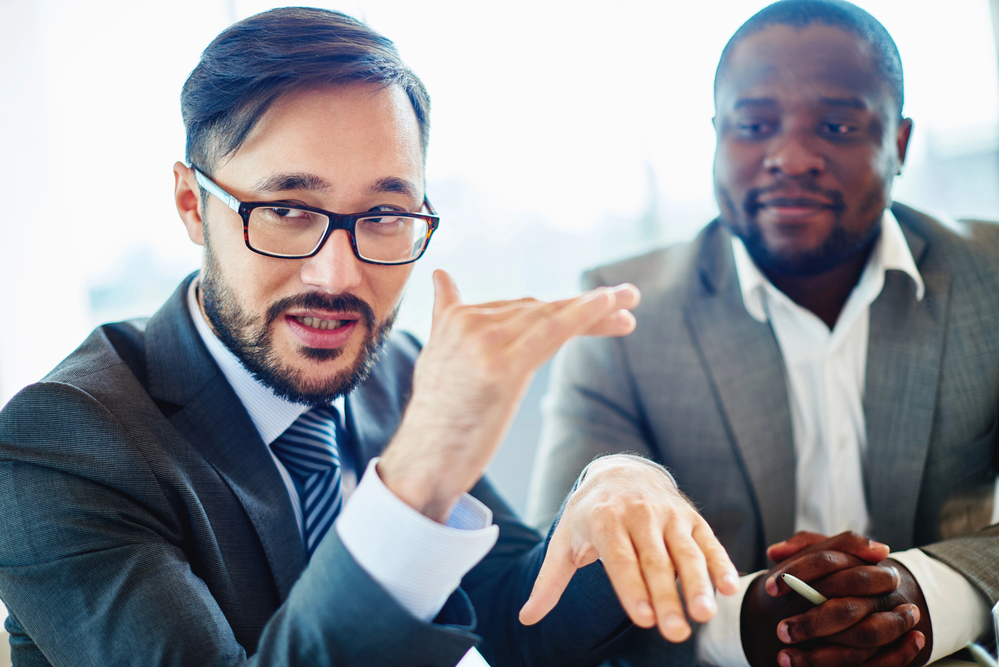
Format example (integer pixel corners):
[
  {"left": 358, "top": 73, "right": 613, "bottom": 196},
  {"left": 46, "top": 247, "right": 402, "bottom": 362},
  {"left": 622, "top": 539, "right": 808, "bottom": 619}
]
[
  {"left": 696, "top": 571, "right": 758, "bottom": 667},
  {"left": 890, "top": 548, "right": 992, "bottom": 663},
  {"left": 335, "top": 458, "right": 500, "bottom": 622}
]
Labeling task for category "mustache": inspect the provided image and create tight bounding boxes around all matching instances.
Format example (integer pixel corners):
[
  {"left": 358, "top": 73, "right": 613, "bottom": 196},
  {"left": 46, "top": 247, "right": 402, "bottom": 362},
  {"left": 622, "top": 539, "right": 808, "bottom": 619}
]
[
  {"left": 744, "top": 182, "right": 846, "bottom": 215},
  {"left": 264, "top": 291, "right": 377, "bottom": 330}
]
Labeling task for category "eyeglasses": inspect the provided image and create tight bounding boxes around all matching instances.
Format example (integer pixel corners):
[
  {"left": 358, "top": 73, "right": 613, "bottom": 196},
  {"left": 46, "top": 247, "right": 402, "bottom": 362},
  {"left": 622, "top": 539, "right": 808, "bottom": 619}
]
[{"left": 192, "top": 168, "right": 439, "bottom": 265}]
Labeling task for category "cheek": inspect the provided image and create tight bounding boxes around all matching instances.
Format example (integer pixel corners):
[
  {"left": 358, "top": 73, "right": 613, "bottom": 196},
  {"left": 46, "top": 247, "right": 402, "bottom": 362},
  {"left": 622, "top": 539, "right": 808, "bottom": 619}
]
[{"left": 363, "top": 264, "right": 413, "bottom": 315}]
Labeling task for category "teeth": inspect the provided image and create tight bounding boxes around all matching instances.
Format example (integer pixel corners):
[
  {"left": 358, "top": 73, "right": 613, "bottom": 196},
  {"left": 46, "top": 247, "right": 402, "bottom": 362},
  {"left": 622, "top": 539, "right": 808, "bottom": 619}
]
[{"left": 295, "top": 316, "right": 344, "bottom": 330}]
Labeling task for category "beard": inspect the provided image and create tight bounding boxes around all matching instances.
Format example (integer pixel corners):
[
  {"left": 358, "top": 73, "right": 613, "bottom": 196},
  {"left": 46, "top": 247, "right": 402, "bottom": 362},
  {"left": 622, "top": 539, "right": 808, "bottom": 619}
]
[
  {"left": 718, "top": 181, "right": 882, "bottom": 278},
  {"left": 199, "top": 242, "right": 396, "bottom": 407}
]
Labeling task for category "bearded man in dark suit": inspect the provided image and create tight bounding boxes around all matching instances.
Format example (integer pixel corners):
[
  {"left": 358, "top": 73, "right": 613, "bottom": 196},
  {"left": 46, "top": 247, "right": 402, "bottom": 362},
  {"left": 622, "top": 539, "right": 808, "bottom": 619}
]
[{"left": 0, "top": 8, "right": 739, "bottom": 667}]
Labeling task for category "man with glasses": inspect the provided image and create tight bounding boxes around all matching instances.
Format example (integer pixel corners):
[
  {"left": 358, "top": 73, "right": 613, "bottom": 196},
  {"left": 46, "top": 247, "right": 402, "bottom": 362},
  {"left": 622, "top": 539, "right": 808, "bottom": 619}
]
[
  {"left": 528, "top": 1, "right": 999, "bottom": 665},
  {"left": 0, "top": 7, "right": 738, "bottom": 667}
]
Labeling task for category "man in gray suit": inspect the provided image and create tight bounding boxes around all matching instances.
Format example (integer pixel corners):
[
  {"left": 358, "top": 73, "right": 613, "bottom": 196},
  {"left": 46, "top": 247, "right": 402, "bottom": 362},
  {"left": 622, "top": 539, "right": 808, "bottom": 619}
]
[
  {"left": 0, "top": 7, "right": 739, "bottom": 667},
  {"left": 528, "top": 1, "right": 999, "bottom": 666}
]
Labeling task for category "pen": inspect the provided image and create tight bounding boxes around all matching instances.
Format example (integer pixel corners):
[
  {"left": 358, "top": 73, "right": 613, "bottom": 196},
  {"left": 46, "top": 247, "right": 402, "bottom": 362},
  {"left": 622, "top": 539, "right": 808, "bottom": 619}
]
[
  {"left": 781, "top": 573, "right": 828, "bottom": 605},
  {"left": 968, "top": 643, "right": 999, "bottom": 667}
]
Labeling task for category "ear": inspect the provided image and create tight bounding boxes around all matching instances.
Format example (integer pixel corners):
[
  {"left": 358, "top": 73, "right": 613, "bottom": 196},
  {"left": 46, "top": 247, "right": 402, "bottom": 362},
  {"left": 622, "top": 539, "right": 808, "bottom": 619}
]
[
  {"left": 174, "top": 162, "right": 205, "bottom": 246},
  {"left": 895, "top": 117, "right": 913, "bottom": 170}
]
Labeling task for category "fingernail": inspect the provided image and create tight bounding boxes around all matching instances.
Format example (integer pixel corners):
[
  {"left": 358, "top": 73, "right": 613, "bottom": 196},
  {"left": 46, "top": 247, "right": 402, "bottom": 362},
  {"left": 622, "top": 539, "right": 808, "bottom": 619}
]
[
  {"left": 911, "top": 606, "right": 920, "bottom": 624},
  {"left": 664, "top": 614, "right": 687, "bottom": 634},
  {"left": 722, "top": 572, "right": 739, "bottom": 590},
  {"left": 694, "top": 593, "right": 716, "bottom": 615},
  {"left": 890, "top": 566, "right": 900, "bottom": 586},
  {"left": 869, "top": 540, "right": 889, "bottom": 550},
  {"left": 636, "top": 600, "right": 654, "bottom": 621},
  {"left": 779, "top": 652, "right": 792, "bottom": 667},
  {"left": 766, "top": 575, "right": 779, "bottom": 595},
  {"left": 915, "top": 634, "right": 925, "bottom": 650},
  {"left": 777, "top": 622, "right": 792, "bottom": 643}
]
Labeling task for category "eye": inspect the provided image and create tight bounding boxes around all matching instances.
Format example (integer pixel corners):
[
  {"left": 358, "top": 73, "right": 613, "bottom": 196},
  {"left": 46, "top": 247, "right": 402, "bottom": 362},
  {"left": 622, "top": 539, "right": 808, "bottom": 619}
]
[
  {"left": 271, "top": 207, "right": 312, "bottom": 219},
  {"left": 822, "top": 122, "right": 857, "bottom": 136},
  {"left": 734, "top": 119, "right": 776, "bottom": 138}
]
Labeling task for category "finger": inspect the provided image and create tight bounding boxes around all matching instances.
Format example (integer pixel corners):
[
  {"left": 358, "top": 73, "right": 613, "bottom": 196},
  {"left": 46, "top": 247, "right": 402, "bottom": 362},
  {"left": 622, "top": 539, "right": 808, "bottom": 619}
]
[
  {"left": 857, "top": 631, "right": 925, "bottom": 667},
  {"left": 825, "top": 604, "right": 919, "bottom": 648},
  {"left": 768, "top": 532, "right": 830, "bottom": 562},
  {"left": 507, "top": 289, "right": 621, "bottom": 369},
  {"left": 519, "top": 527, "right": 596, "bottom": 626},
  {"left": 587, "top": 510, "right": 660, "bottom": 632},
  {"left": 767, "top": 551, "right": 868, "bottom": 596},
  {"left": 692, "top": 520, "right": 740, "bottom": 596},
  {"left": 627, "top": 519, "right": 690, "bottom": 641},
  {"left": 818, "top": 565, "right": 901, "bottom": 598},
  {"left": 663, "top": 523, "right": 716, "bottom": 625},
  {"left": 778, "top": 597, "right": 882, "bottom": 643},
  {"left": 430, "top": 269, "right": 462, "bottom": 332},
  {"left": 779, "top": 644, "right": 878, "bottom": 667}
]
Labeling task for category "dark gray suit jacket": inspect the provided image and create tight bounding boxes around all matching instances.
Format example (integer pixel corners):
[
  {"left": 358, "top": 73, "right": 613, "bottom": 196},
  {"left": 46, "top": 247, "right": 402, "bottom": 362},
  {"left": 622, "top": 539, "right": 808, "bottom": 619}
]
[
  {"left": 529, "top": 204, "right": 999, "bottom": 609},
  {"left": 0, "top": 275, "right": 633, "bottom": 667}
]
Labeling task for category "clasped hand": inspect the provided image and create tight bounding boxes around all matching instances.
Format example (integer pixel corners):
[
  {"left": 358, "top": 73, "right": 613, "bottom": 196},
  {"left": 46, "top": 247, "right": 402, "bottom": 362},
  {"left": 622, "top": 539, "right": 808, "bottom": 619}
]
[{"left": 743, "top": 531, "right": 931, "bottom": 667}]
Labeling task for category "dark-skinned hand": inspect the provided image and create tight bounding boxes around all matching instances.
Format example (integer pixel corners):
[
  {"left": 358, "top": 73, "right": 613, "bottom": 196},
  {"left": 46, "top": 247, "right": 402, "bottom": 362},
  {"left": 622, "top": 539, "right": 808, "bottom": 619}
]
[{"left": 741, "top": 531, "right": 931, "bottom": 667}]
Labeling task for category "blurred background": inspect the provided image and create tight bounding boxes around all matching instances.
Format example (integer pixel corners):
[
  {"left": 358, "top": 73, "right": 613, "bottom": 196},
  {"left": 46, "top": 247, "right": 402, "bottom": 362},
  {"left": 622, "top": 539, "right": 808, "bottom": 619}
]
[{"left": 0, "top": 0, "right": 997, "bottom": 543}]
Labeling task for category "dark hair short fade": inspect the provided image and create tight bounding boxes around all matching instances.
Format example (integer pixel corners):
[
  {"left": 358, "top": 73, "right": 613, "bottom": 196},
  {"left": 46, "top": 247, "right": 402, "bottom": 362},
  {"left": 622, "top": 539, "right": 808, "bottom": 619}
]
[
  {"left": 182, "top": 6, "right": 431, "bottom": 175},
  {"left": 714, "top": 0, "right": 904, "bottom": 117}
]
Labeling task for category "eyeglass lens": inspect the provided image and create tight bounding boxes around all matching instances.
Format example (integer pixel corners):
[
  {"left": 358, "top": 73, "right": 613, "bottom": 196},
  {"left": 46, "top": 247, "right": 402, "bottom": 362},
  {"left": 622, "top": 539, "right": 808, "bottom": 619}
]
[{"left": 248, "top": 207, "right": 430, "bottom": 262}]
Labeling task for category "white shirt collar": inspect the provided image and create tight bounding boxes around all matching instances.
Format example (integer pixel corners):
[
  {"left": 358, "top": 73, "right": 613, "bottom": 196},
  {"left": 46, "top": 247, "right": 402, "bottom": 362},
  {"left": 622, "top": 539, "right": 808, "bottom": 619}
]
[
  {"left": 732, "top": 208, "right": 925, "bottom": 324},
  {"left": 186, "top": 278, "right": 346, "bottom": 446}
]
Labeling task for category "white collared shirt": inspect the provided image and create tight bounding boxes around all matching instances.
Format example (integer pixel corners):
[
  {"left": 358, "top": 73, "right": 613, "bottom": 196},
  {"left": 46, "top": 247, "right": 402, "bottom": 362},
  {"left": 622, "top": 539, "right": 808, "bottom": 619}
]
[
  {"left": 697, "top": 211, "right": 993, "bottom": 666},
  {"left": 186, "top": 279, "right": 499, "bottom": 625}
]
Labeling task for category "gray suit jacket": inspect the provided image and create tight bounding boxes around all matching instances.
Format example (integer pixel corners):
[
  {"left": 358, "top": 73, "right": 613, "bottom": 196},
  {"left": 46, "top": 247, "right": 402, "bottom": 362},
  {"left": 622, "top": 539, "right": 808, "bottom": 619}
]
[
  {"left": 528, "top": 204, "right": 999, "bottom": 608},
  {"left": 0, "top": 275, "right": 634, "bottom": 667}
]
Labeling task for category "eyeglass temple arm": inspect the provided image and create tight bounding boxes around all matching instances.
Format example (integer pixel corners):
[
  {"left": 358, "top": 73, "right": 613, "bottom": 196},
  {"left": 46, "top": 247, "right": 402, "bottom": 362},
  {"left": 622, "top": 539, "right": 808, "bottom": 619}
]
[
  {"left": 423, "top": 196, "right": 437, "bottom": 217},
  {"left": 192, "top": 168, "right": 241, "bottom": 214}
]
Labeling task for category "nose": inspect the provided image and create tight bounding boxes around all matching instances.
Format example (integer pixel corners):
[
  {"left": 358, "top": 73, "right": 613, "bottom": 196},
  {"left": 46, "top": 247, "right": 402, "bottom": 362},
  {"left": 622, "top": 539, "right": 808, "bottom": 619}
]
[
  {"left": 762, "top": 131, "right": 825, "bottom": 178},
  {"left": 299, "top": 229, "right": 364, "bottom": 294}
]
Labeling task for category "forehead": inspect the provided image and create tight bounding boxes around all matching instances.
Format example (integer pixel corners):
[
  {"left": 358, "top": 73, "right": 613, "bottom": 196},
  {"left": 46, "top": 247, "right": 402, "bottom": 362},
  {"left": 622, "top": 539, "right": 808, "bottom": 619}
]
[
  {"left": 716, "top": 23, "right": 891, "bottom": 114},
  {"left": 222, "top": 83, "right": 424, "bottom": 192}
]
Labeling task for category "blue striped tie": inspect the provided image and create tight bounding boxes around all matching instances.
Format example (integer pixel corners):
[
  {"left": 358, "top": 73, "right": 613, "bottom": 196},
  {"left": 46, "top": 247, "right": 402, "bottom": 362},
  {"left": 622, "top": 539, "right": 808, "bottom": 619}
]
[{"left": 270, "top": 405, "right": 343, "bottom": 560}]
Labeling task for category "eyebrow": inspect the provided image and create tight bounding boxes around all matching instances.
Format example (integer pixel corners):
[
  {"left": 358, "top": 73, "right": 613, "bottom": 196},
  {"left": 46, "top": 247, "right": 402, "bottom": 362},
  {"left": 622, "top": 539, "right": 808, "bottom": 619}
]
[
  {"left": 366, "top": 177, "right": 421, "bottom": 201},
  {"left": 732, "top": 98, "right": 776, "bottom": 110},
  {"left": 252, "top": 172, "right": 332, "bottom": 195},
  {"left": 819, "top": 96, "right": 868, "bottom": 110}
]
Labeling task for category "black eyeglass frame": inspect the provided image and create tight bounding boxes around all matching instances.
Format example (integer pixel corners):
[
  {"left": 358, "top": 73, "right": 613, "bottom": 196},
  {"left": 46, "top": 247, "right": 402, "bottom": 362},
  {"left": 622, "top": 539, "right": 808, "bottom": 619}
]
[{"left": 192, "top": 167, "right": 440, "bottom": 265}]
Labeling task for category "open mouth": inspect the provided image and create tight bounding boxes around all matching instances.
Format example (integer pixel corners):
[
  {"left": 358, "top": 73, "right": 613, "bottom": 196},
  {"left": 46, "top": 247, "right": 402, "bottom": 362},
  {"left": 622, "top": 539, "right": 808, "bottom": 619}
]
[{"left": 293, "top": 316, "right": 348, "bottom": 330}]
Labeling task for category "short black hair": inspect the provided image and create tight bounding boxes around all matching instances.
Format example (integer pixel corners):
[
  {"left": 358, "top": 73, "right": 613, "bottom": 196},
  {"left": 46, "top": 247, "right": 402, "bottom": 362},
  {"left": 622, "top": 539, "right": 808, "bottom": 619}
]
[
  {"left": 714, "top": 0, "right": 904, "bottom": 116},
  {"left": 181, "top": 7, "right": 431, "bottom": 175}
]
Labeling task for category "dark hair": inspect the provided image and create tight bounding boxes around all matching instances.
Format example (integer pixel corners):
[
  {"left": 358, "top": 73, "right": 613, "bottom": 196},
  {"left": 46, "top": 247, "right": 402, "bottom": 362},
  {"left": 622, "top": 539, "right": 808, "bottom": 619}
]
[
  {"left": 714, "top": 0, "right": 904, "bottom": 116},
  {"left": 181, "top": 7, "right": 431, "bottom": 175}
]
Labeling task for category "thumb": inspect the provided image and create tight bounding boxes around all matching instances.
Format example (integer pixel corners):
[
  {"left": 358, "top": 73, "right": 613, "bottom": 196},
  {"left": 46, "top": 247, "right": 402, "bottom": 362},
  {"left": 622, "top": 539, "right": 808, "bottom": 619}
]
[
  {"left": 431, "top": 269, "right": 461, "bottom": 333},
  {"left": 519, "top": 533, "right": 583, "bottom": 626}
]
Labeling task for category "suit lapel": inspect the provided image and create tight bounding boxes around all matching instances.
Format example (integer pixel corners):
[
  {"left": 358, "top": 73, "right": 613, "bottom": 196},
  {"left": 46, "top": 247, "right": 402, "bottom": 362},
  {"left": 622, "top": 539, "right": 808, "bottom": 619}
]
[
  {"left": 864, "top": 222, "right": 950, "bottom": 550},
  {"left": 145, "top": 276, "right": 306, "bottom": 600},
  {"left": 344, "top": 350, "right": 408, "bottom": 473},
  {"left": 683, "top": 223, "right": 796, "bottom": 554}
]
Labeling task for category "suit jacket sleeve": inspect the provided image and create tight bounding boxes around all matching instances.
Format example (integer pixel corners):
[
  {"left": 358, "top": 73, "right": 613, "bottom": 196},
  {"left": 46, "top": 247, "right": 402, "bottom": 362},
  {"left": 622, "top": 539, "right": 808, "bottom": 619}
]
[{"left": 0, "top": 381, "right": 480, "bottom": 667}]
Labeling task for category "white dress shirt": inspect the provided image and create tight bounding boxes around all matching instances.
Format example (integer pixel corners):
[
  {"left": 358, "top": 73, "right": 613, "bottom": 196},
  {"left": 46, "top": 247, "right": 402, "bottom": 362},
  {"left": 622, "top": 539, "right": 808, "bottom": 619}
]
[
  {"left": 186, "top": 280, "right": 499, "bottom": 636},
  {"left": 697, "top": 211, "right": 995, "bottom": 666}
]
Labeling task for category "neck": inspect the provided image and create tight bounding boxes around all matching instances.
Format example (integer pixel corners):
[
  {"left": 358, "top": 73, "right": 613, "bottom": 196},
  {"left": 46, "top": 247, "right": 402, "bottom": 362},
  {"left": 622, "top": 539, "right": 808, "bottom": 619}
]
[{"left": 765, "top": 247, "right": 872, "bottom": 330}]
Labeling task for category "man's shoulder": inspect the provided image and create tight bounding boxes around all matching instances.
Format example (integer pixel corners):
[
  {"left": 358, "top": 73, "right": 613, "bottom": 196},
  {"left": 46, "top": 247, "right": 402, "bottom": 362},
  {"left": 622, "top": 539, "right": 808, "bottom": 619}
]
[
  {"left": 582, "top": 220, "right": 723, "bottom": 297},
  {"left": 894, "top": 203, "right": 999, "bottom": 285}
]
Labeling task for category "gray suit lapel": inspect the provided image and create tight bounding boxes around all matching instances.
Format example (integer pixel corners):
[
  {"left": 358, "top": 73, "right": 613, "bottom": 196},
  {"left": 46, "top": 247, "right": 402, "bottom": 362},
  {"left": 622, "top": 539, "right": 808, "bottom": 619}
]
[
  {"left": 683, "top": 223, "right": 796, "bottom": 556},
  {"left": 145, "top": 277, "right": 306, "bottom": 600},
  {"left": 864, "top": 222, "right": 950, "bottom": 550}
]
